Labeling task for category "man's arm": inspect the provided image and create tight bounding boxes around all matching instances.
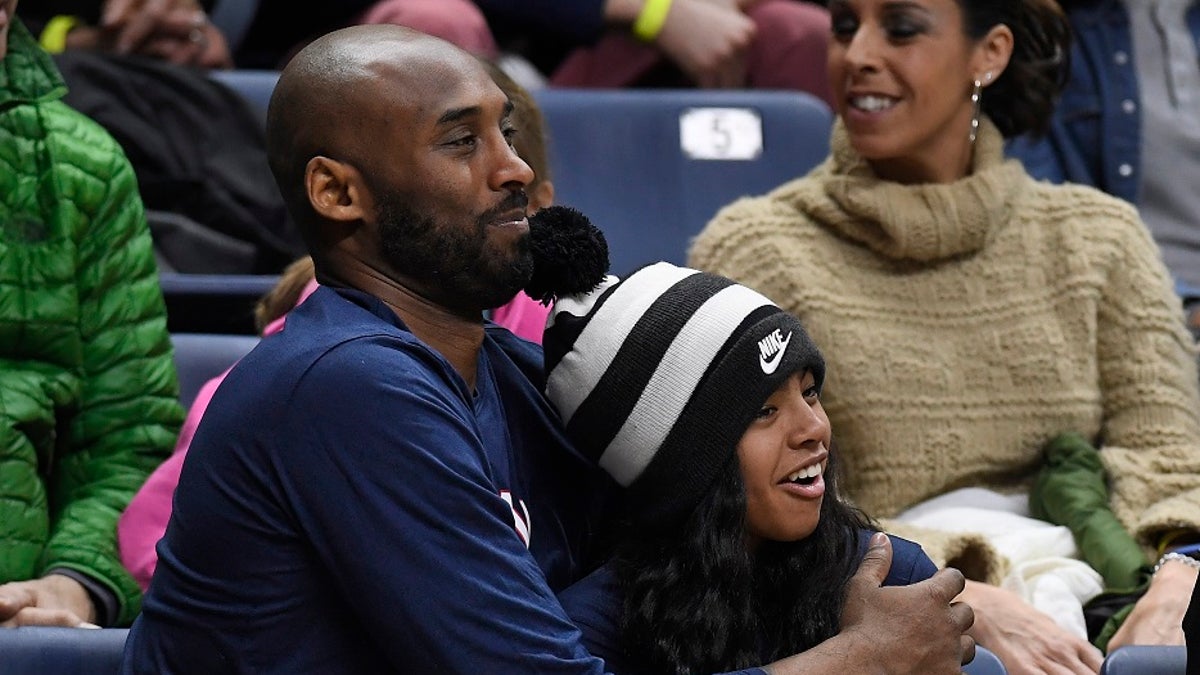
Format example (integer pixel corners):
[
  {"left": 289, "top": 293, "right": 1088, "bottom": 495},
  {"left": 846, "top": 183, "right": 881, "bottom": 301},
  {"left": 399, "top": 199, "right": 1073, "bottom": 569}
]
[{"left": 286, "top": 342, "right": 608, "bottom": 672}]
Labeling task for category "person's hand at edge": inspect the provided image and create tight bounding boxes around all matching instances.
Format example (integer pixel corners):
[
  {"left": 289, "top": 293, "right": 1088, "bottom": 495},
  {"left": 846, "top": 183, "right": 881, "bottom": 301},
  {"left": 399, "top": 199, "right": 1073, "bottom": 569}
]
[
  {"left": 99, "top": 0, "right": 231, "bottom": 67},
  {"left": 960, "top": 578, "right": 1103, "bottom": 675},
  {"left": 653, "top": 0, "right": 754, "bottom": 88},
  {"left": 0, "top": 575, "right": 98, "bottom": 628},
  {"left": 1106, "top": 555, "right": 1194, "bottom": 650}
]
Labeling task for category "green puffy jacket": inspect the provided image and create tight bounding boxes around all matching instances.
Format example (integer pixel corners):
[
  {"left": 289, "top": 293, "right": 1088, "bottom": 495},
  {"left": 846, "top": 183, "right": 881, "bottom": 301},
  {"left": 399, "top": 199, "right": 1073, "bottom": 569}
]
[{"left": 0, "top": 19, "right": 183, "bottom": 625}]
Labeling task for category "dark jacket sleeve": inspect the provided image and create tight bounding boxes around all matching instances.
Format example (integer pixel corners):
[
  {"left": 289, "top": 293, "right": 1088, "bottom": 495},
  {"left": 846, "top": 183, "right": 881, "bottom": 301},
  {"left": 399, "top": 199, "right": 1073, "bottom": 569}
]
[
  {"left": 856, "top": 530, "right": 939, "bottom": 585},
  {"left": 476, "top": 0, "right": 608, "bottom": 43},
  {"left": 1029, "top": 433, "right": 1150, "bottom": 591}
]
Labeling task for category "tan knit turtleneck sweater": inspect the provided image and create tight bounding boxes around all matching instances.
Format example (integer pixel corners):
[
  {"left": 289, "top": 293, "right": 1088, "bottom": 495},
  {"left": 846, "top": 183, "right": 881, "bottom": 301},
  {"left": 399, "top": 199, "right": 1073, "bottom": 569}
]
[{"left": 690, "top": 118, "right": 1200, "bottom": 577}]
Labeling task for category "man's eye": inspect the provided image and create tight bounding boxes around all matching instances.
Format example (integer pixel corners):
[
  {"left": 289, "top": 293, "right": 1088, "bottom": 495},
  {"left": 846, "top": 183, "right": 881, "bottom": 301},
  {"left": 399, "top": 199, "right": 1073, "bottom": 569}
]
[
  {"left": 803, "top": 386, "right": 820, "bottom": 401},
  {"left": 755, "top": 406, "right": 777, "bottom": 420}
]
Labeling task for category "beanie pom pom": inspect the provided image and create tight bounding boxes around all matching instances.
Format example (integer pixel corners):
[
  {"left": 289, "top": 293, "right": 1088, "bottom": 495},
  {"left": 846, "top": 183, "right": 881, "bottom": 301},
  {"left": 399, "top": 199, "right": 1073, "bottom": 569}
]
[{"left": 525, "top": 206, "right": 610, "bottom": 305}]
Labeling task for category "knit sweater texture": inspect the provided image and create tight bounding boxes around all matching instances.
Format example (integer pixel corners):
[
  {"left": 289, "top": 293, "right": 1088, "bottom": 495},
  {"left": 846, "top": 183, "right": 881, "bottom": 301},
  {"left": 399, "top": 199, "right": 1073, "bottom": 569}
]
[{"left": 689, "top": 118, "right": 1200, "bottom": 578}]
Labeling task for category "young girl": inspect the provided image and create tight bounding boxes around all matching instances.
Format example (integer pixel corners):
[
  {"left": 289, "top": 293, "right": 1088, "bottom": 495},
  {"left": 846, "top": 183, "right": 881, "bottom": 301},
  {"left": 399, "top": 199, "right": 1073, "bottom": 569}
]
[{"left": 540, "top": 261, "right": 947, "bottom": 674}]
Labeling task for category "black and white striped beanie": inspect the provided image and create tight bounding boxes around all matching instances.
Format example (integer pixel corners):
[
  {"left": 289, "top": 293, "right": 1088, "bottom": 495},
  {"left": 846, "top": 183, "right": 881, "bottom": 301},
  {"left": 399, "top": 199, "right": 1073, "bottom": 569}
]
[{"left": 543, "top": 262, "right": 825, "bottom": 527}]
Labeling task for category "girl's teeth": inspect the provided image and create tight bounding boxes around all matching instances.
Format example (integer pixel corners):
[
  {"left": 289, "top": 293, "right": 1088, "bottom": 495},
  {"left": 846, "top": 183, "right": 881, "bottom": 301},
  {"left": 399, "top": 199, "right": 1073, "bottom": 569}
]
[{"left": 787, "top": 460, "right": 827, "bottom": 482}]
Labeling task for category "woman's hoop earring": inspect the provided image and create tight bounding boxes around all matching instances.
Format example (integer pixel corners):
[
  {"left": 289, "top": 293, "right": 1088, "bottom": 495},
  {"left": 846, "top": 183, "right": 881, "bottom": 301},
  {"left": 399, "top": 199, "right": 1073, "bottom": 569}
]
[{"left": 969, "top": 79, "right": 983, "bottom": 144}]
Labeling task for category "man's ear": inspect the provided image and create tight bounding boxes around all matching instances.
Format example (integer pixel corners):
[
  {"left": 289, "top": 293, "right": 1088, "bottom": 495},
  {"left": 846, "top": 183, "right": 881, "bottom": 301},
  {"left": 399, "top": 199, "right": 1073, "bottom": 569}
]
[{"left": 305, "top": 156, "right": 369, "bottom": 224}]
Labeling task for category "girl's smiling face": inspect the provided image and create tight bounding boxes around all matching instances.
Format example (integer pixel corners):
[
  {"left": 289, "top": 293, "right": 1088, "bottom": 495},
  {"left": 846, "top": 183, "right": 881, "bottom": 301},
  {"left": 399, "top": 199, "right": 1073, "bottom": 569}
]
[{"left": 737, "top": 371, "right": 831, "bottom": 547}]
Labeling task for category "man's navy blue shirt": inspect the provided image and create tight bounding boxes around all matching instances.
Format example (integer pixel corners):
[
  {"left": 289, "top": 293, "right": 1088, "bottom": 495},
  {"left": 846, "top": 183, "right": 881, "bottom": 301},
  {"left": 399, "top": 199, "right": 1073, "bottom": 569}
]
[{"left": 123, "top": 287, "right": 611, "bottom": 673}]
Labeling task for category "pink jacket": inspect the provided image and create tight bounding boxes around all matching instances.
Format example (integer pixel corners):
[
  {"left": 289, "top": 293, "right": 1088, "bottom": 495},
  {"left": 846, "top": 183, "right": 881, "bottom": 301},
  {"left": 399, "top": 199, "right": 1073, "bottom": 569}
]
[
  {"left": 490, "top": 291, "right": 550, "bottom": 344},
  {"left": 117, "top": 286, "right": 550, "bottom": 590}
]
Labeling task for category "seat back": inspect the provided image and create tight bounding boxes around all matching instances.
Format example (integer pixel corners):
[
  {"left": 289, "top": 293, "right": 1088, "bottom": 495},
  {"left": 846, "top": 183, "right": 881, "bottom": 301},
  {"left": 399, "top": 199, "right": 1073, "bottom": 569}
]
[
  {"left": 171, "top": 333, "right": 261, "bottom": 408},
  {"left": 0, "top": 627, "right": 128, "bottom": 675},
  {"left": 534, "top": 88, "right": 833, "bottom": 275},
  {"left": 963, "top": 646, "right": 1008, "bottom": 675},
  {"left": 208, "top": 68, "right": 279, "bottom": 126},
  {"left": 1099, "top": 646, "right": 1187, "bottom": 674}
]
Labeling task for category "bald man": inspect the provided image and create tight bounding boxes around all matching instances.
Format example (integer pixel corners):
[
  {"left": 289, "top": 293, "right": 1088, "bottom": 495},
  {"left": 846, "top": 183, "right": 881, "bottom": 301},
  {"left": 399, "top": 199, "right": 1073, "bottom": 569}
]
[{"left": 121, "top": 25, "right": 973, "bottom": 674}]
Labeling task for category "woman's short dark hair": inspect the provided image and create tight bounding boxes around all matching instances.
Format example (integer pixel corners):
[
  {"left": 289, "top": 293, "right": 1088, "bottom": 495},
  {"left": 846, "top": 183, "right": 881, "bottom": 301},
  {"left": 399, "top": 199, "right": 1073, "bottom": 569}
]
[{"left": 960, "top": 0, "right": 1072, "bottom": 138}]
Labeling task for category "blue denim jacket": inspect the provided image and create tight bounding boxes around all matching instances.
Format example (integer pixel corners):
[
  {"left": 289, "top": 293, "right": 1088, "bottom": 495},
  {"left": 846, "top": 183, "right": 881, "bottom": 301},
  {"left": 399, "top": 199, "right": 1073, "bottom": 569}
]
[{"left": 1006, "top": 0, "right": 1200, "bottom": 300}]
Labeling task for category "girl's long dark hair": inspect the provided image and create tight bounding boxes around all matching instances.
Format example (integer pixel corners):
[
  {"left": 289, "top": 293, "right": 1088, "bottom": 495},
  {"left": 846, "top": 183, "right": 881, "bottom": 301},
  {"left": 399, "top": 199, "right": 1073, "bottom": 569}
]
[{"left": 614, "top": 448, "right": 873, "bottom": 674}]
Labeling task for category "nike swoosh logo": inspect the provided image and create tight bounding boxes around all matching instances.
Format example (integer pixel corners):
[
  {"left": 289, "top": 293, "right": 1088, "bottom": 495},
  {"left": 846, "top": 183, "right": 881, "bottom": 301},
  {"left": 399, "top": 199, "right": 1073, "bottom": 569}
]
[{"left": 759, "top": 331, "right": 792, "bottom": 375}]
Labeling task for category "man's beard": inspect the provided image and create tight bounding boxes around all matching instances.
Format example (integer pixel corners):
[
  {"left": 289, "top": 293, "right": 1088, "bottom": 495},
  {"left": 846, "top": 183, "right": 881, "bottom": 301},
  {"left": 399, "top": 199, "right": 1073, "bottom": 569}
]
[{"left": 376, "top": 191, "right": 534, "bottom": 312}]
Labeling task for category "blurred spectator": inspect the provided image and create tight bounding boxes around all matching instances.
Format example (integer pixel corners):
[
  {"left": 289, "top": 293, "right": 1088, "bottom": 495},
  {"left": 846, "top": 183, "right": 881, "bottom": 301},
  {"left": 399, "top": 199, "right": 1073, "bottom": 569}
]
[
  {"left": 0, "top": 5, "right": 182, "bottom": 628},
  {"left": 1007, "top": 0, "right": 1200, "bottom": 337},
  {"left": 479, "top": 0, "right": 834, "bottom": 103},
  {"left": 22, "top": 0, "right": 231, "bottom": 69},
  {"left": 19, "top": 1, "right": 503, "bottom": 275},
  {"left": 22, "top": 0, "right": 496, "bottom": 69},
  {"left": 23, "top": 1, "right": 302, "bottom": 274}
]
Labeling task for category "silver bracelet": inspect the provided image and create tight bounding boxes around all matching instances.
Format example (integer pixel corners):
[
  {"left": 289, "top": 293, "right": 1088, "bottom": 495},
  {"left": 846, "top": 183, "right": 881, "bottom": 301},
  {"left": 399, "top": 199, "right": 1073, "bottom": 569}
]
[{"left": 1153, "top": 551, "right": 1200, "bottom": 575}]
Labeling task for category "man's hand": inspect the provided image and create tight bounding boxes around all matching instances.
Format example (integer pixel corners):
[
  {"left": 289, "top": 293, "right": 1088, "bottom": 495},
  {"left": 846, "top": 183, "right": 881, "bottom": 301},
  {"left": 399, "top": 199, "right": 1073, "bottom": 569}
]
[
  {"left": 1106, "top": 558, "right": 1194, "bottom": 650},
  {"left": 0, "top": 575, "right": 98, "bottom": 628},
  {"left": 840, "top": 533, "right": 976, "bottom": 673},
  {"left": 654, "top": 0, "right": 755, "bottom": 88},
  {"left": 960, "top": 578, "right": 1103, "bottom": 675},
  {"left": 762, "top": 533, "right": 973, "bottom": 675}
]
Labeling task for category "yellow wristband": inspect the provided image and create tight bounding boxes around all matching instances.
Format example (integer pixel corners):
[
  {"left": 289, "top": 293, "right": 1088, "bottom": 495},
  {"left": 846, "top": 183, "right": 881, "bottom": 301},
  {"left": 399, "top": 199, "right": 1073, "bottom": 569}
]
[
  {"left": 39, "top": 15, "right": 82, "bottom": 54},
  {"left": 632, "top": 0, "right": 674, "bottom": 43}
]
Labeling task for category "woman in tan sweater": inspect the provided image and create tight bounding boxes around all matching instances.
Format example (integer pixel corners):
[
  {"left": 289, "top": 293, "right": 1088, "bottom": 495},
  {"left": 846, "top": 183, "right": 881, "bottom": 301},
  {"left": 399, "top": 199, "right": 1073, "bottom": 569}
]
[{"left": 689, "top": 1, "right": 1200, "bottom": 673}]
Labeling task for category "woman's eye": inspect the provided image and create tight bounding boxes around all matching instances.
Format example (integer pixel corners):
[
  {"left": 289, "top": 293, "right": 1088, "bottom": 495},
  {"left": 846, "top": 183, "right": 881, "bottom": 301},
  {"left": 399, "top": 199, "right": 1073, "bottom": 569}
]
[
  {"left": 884, "top": 14, "right": 925, "bottom": 40},
  {"left": 755, "top": 405, "right": 777, "bottom": 420},
  {"left": 887, "top": 24, "right": 920, "bottom": 39},
  {"left": 831, "top": 14, "right": 858, "bottom": 39},
  {"left": 803, "top": 386, "right": 820, "bottom": 401}
]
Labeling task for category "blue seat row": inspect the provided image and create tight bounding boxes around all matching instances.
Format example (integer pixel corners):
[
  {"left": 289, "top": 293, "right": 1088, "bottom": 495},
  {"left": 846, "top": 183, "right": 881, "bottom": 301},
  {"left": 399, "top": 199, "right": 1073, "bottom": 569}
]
[
  {"left": 0, "top": 625, "right": 1034, "bottom": 674},
  {"left": 170, "top": 332, "right": 260, "bottom": 408}
]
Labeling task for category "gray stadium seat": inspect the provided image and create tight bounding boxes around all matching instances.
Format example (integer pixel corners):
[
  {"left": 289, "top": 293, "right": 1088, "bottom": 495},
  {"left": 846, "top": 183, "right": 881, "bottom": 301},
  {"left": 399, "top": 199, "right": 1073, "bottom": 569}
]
[
  {"left": 535, "top": 88, "right": 833, "bottom": 275},
  {"left": 170, "top": 332, "right": 260, "bottom": 408},
  {"left": 1099, "top": 645, "right": 1187, "bottom": 674},
  {"left": 0, "top": 627, "right": 128, "bottom": 675}
]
